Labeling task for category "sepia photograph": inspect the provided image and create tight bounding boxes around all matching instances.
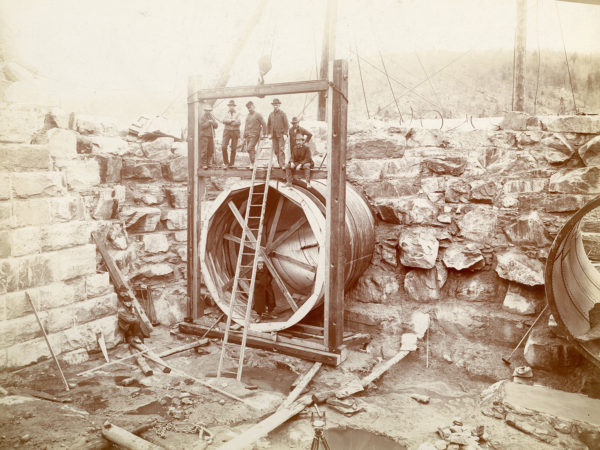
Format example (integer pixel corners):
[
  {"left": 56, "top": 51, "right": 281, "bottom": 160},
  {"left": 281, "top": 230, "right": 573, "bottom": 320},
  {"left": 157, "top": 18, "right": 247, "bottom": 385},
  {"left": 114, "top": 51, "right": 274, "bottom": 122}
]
[{"left": 0, "top": 0, "right": 599, "bottom": 448}]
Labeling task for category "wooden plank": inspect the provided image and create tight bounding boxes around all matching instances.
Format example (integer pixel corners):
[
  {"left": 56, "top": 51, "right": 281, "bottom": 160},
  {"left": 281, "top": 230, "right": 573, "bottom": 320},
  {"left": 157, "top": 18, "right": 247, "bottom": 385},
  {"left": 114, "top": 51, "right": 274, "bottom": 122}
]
[
  {"left": 318, "top": 0, "right": 338, "bottom": 121},
  {"left": 102, "top": 422, "right": 163, "bottom": 450},
  {"left": 179, "top": 322, "right": 343, "bottom": 366},
  {"left": 186, "top": 75, "right": 197, "bottom": 323},
  {"left": 198, "top": 167, "right": 328, "bottom": 179},
  {"left": 266, "top": 217, "right": 308, "bottom": 253},
  {"left": 92, "top": 232, "right": 153, "bottom": 334},
  {"left": 195, "top": 176, "right": 205, "bottom": 318},
  {"left": 271, "top": 251, "right": 317, "bottom": 273},
  {"left": 192, "top": 80, "right": 329, "bottom": 101},
  {"left": 267, "top": 196, "right": 284, "bottom": 247},
  {"left": 342, "top": 333, "right": 371, "bottom": 347},
  {"left": 324, "top": 59, "right": 348, "bottom": 351},
  {"left": 277, "top": 362, "right": 322, "bottom": 411}
]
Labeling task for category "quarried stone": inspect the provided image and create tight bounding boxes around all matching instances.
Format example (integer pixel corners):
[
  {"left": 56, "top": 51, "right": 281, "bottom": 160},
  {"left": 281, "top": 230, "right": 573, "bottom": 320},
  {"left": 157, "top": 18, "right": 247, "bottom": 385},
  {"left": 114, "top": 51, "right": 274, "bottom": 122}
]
[
  {"left": 535, "top": 134, "right": 574, "bottom": 164},
  {"left": 445, "top": 178, "right": 470, "bottom": 203},
  {"left": 142, "top": 234, "right": 169, "bottom": 253},
  {"left": 108, "top": 223, "right": 128, "bottom": 249},
  {"left": 404, "top": 262, "right": 447, "bottom": 302},
  {"left": 121, "top": 159, "right": 162, "bottom": 180},
  {"left": 162, "top": 209, "right": 187, "bottom": 230},
  {"left": 495, "top": 249, "right": 544, "bottom": 286},
  {"left": 165, "top": 187, "right": 187, "bottom": 208},
  {"left": 424, "top": 155, "right": 467, "bottom": 176},
  {"left": 119, "top": 207, "right": 161, "bottom": 232},
  {"left": 500, "top": 112, "right": 530, "bottom": 131},
  {"left": 347, "top": 268, "right": 400, "bottom": 304},
  {"left": 141, "top": 137, "right": 174, "bottom": 160},
  {"left": 503, "top": 178, "right": 547, "bottom": 194},
  {"left": 85, "top": 272, "right": 113, "bottom": 298},
  {"left": 457, "top": 207, "right": 498, "bottom": 242},
  {"left": 502, "top": 283, "right": 541, "bottom": 315},
  {"left": 90, "top": 136, "right": 129, "bottom": 156},
  {"left": 504, "top": 211, "right": 547, "bottom": 246},
  {"left": 136, "top": 263, "right": 173, "bottom": 278},
  {"left": 372, "top": 196, "right": 437, "bottom": 225},
  {"left": 347, "top": 136, "right": 405, "bottom": 159},
  {"left": 542, "top": 115, "right": 600, "bottom": 134},
  {"left": 442, "top": 243, "right": 484, "bottom": 270},
  {"left": 95, "top": 155, "right": 122, "bottom": 183},
  {"left": 398, "top": 229, "right": 439, "bottom": 269},
  {"left": 72, "top": 114, "right": 119, "bottom": 136},
  {"left": 93, "top": 187, "right": 125, "bottom": 220},
  {"left": 578, "top": 135, "right": 600, "bottom": 167},
  {"left": 163, "top": 156, "right": 187, "bottom": 182},
  {"left": 12, "top": 172, "right": 65, "bottom": 198},
  {"left": 63, "top": 160, "right": 100, "bottom": 190},
  {"left": 0, "top": 144, "right": 51, "bottom": 171},
  {"left": 469, "top": 180, "right": 497, "bottom": 203},
  {"left": 524, "top": 327, "right": 583, "bottom": 370},
  {"left": 47, "top": 128, "right": 77, "bottom": 161},
  {"left": 131, "top": 184, "right": 165, "bottom": 206},
  {"left": 41, "top": 221, "right": 91, "bottom": 251},
  {"left": 548, "top": 167, "right": 600, "bottom": 195}
]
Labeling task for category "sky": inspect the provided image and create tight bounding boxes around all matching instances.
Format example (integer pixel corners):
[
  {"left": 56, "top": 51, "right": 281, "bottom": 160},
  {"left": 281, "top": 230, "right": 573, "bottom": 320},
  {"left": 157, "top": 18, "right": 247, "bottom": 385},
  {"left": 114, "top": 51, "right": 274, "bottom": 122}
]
[{"left": 1, "top": 0, "right": 598, "bottom": 115}]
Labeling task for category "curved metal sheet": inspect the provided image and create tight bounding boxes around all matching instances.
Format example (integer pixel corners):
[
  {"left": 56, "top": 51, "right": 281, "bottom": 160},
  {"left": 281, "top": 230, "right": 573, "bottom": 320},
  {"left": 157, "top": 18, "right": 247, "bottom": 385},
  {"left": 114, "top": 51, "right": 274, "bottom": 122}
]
[
  {"left": 545, "top": 194, "right": 600, "bottom": 368},
  {"left": 200, "top": 180, "right": 375, "bottom": 332}
]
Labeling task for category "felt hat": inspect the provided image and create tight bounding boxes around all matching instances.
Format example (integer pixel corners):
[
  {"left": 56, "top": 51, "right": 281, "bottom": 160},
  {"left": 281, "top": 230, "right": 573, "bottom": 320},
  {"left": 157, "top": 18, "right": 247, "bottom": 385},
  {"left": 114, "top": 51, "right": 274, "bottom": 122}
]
[
  {"left": 271, "top": 98, "right": 281, "bottom": 105},
  {"left": 246, "top": 101, "right": 254, "bottom": 108},
  {"left": 291, "top": 117, "right": 299, "bottom": 124},
  {"left": 227, "top": 100, "right": 236, "bottom": 107}
]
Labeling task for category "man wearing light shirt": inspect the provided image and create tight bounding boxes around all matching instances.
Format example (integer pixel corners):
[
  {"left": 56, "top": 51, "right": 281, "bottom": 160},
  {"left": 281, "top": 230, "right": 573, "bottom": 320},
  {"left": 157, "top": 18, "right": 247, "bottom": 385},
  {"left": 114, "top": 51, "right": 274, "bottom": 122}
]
[{"left": 221, "top": 100, "right": 241, "bottom": 168}]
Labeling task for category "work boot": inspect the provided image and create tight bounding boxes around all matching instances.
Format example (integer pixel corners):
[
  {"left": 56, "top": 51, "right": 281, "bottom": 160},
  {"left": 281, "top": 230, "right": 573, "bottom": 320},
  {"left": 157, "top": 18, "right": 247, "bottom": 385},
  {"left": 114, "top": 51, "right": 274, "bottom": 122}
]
[
  {"left": 285, "top": 167, "right": 293, "bottom": 186},
  {"left": 304, "top": 167, "right": 312, "bottom": 188}
]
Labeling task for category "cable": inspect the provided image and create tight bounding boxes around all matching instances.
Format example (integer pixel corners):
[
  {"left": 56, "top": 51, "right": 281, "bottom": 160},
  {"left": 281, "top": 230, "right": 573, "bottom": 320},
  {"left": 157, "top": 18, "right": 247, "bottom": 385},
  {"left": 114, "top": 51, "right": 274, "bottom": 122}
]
[
  {"left": 415, "top": 52, "right": 442, "bottom": 109},
  {"left": 555, "top": 2, "right": 577, "bottom": 114},
  {"left": 379, "top": 51, "right": 403, "bottom": 123},
  {"left": 355, "top": 41, "right": 370, "bottom": 119}
]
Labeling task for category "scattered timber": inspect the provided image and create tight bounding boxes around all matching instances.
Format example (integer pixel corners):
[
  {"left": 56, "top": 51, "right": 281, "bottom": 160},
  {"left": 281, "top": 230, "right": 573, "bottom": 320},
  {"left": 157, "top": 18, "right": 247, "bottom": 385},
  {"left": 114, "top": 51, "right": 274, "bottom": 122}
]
[
  {"left": 130, "top": 342, "right": 171, "bottom": 374},
  {"left": 77, "top": 338, "right": 209, "bottom": 377},
  {"left": 277, "top": 362, "right": 322, "bottom": 411},
  {"left": 102, "top": 421, "right": 163, "bottom": 450},
  {"left": 130, "top": 347, "right": 153, "bottom": 376},
  {"left": 92, "top": 231, "right": 153, "bottom": 335},
  {"left": 25, "top": 291, "right": 70, "bottom": 392},
  {"left": 217, "top": 337, "right": 416, "bottom": 450}
]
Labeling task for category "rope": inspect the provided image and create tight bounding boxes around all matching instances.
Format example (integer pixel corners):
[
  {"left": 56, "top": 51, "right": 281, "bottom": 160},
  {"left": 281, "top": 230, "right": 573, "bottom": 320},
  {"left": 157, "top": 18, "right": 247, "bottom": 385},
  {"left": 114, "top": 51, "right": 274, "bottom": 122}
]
[
  {"left": 328, "top": 81, "right": 349, "bottom": 105},
  {"left": 379, "top": 51, "right": 403, "bottom": 123},
  {"left": 533, "top": 0, "right": 541, "bottom": 114},
  {"left": 555, "top": 2, "right": 577, "bottom": 114},
  {"left": 355, "top": 41, "right": 371, "bottom": 119}
]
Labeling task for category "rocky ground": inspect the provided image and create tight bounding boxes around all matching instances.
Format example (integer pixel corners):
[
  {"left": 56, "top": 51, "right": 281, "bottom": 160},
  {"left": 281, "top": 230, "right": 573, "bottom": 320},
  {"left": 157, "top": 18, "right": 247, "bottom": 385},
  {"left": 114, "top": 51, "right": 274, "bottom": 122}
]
[{"left": 1, "top": 307, "right": 598, "bottom": 450}]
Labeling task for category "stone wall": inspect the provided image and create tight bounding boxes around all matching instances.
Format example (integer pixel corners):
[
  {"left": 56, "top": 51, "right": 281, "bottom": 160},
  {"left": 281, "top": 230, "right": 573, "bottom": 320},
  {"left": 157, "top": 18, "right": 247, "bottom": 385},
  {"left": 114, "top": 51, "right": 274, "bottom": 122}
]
[
  {"left": 344, "top": 113, "right": 600, "bottom": 373},
  {"left": 0, "top": 104, "right": 119, "bottom": 369}
]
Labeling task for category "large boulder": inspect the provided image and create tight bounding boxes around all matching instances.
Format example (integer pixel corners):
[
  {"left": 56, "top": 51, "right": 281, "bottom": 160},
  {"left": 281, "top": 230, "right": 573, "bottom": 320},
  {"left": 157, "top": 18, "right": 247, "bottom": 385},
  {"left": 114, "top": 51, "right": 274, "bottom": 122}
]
[
  {"left": 549, "top": 167, "right": 600, "bottom": 195},
  {"left": 404, "top": 262, "right": 447, "bottom": 302},
  {"left": 141, "top": 137, "right": 174, "bottom": 160},
  {"left": 424, "top": 155, "right": 467, "bottom": 176},
  {"left": 346, "top": 136, "right": 405, "bottom": 159},
  {"left": 534, "top": 134, "right": 574, "bottom": 164},
  {"left": 118, "top": 207, "right": 161, "bottom": 232},
  {"left": 90, "top": 136, "right": 129, "bottom": 156},
  {"left": 457, "top": 207, "right": 498, "bottom": 242},
  {"left": 495, "top": 249, "right": 544, "bottom": 286},
  {"left": 524, "top": 327, "right": 583, "bottom": 370},
  {"left": 578, "top": 135, "right": 600, "bottom": 167},
  {"left": 347, "top": 268, "right": 400, "bottom": 304},
  {"left": 121, "top": 159, "right": 162, "bottom": 180},
  {"left": 398, "top": 229, "right": 439, "bottom": 269},
  {"left": 542, "top": 115, "right": 600, "bottom": 134},
  {"left": 442, "top": 243, "right": 484, "bottom": 271},
  {"left": 504, "top": 211, "right": 548, "bottom": 247},
  {"left": 372, "top": 196, "right": 438, "bottom": 225},
  {"left": 502, "top": 283, "right": 542, "bottom": 315}
]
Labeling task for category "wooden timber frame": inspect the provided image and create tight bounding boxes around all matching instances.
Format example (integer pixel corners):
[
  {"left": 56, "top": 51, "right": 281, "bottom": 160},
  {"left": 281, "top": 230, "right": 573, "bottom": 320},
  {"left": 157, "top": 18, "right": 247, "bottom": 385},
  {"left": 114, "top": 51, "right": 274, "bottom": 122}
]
[{"left": 184, "top": 60, "right": 349, "bottom": 363}]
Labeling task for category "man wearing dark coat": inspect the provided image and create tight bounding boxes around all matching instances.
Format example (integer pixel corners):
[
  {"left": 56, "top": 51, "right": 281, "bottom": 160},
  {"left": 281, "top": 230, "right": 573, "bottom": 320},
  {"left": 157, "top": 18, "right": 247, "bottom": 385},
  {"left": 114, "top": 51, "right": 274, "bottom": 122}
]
[
  {"left": 198, "top": 103, "right": 218, "bottom": 169},
  {"left": 243, "top": 101, "right": 267, "bottom": 167},
  {"left": 286, "top": 134, "right": 314, "bottom": 188},
  {"left": 253, "top": 260, "right": 276, "bottom": 319},
  {"left": 288, "top": 116, "right": 312, "bottom": 152},
  {"left": 221, "top": 100, "right": 241, "bottom": 167},
  {"left": 267, "top": 98, "right": 289, "bottom": 168}
]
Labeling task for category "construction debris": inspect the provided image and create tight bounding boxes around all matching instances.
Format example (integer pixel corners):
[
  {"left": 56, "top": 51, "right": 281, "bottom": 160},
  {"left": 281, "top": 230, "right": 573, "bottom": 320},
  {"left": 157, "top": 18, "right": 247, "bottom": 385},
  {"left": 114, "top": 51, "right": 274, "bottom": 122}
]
[{"left": 102, "top": 421, "right": 163, "bottom": 450}]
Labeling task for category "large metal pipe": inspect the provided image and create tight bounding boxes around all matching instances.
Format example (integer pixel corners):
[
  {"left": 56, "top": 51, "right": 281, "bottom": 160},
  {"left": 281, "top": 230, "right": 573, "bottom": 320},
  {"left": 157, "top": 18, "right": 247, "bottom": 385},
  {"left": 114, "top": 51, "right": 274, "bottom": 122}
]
[
  {"left": 201, "top": 180, "right": 375, "bottom": 333},
  {"left": 545, "top": 195, "right": 600, "bottom": 368}
]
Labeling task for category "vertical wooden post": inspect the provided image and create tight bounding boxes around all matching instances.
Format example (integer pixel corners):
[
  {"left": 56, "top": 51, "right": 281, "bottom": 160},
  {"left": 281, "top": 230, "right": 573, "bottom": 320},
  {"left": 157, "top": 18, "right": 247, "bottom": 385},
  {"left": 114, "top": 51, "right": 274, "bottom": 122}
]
[
  {"left": 514, "top": 0, "right": 527, "bottom": 111},
  {"left": 318, "top": 0, "right": 338, "bottom": 121},
  {"left": 186, "top": 77, "right": 200, "bottom": 322},
  {"left": 324, "top": 59, "right": 348, "bottom": 351}
]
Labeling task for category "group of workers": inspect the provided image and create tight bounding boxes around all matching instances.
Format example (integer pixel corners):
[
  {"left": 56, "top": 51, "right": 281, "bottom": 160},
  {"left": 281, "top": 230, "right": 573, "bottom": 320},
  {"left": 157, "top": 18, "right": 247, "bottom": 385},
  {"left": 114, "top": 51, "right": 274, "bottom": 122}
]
[{"left": 198, "top": 98, "right": 315, "bottom": 187}]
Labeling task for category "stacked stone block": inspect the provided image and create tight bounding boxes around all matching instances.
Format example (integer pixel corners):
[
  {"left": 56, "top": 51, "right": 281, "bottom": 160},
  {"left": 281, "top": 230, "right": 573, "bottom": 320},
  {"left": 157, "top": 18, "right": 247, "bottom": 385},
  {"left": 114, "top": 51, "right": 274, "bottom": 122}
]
[{"left": 0, "top": 109, "right": 119, "bottom": 368}]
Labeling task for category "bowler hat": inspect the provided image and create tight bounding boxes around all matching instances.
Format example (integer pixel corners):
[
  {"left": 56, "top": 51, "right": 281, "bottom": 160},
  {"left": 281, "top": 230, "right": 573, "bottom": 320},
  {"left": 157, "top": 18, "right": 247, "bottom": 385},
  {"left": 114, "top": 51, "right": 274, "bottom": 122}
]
[
  {"left": 271, "top": 98, "right": 281, "bottom": 105},
  {"left": 227, "top": 100, "right": 236, "bottom": 107},
  {"left": 246, "top": 101, "right": 254, "bottom": 108},
  {"left": 291, "top": 117, "right": 299, "bottom": 123}
]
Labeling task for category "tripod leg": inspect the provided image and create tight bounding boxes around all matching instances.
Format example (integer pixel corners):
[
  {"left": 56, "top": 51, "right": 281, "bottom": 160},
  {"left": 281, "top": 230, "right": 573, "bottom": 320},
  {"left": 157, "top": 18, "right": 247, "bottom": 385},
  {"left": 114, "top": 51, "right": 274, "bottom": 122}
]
[
  {"left": 321, "top": 436, "right": 331, "bottom": 450},
  {"left": 311, "top": 436, "right": 320, "bottom": 450}
]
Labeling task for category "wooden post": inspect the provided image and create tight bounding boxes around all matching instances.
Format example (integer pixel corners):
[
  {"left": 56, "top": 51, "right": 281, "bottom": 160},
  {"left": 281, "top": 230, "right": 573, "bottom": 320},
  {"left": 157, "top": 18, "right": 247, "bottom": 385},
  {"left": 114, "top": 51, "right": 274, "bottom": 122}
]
[
  {"left": 186, "top": 77, "right": 199, "bottom": 323},
  {"left": 317, "top": 0, "right": 338, "bottom": 121},
  {"left": 514, "top": 0, "right": 527, "bottom": 111},
  {"left": 324, "top": 59, "right": 348, "bottom": 351}
]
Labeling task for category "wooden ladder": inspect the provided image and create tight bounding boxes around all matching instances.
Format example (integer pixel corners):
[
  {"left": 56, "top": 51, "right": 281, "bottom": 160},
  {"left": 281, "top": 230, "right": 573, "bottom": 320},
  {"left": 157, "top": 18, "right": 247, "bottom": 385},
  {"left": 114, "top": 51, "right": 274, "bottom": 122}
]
[{"left": 217, "top": 142, "right": 275, "bottom": 381}]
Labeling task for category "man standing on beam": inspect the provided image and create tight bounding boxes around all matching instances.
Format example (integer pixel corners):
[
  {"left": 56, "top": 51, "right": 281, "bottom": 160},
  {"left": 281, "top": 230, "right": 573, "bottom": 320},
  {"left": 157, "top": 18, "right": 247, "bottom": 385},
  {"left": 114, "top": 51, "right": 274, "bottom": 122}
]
[{"left": 267, "top": 98, "right": 290, "bottom": 168}]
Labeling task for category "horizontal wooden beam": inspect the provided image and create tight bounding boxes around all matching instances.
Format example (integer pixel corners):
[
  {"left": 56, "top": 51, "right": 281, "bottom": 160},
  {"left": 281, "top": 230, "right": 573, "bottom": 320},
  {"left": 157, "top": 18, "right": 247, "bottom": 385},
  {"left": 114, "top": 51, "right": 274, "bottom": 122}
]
[
  {"left": 198, "top": 167, "right": 327, "bottom": 180},
  {"left": 179, "top": 322, "right": 345, "bottom": 366},
  {"left": 190, "top": 80, "right": 329, "bottom": 102}
]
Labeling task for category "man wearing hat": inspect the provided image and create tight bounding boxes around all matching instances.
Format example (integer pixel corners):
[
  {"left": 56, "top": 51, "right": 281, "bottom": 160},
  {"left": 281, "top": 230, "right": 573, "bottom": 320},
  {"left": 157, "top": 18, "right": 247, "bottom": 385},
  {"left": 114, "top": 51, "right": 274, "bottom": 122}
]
[
  {"left": 286, "top": 133, "right": 314, "bottom": 188},
  {"left": 288, "top": 117, "right": 312, "bottom": 152},
  {"left": 243, "top": 101, "right": 267, "bottom": 168},
  {"left": 198, "top": 103, "right": 218, "bottom": 169},
  {"left": 267, "top": 98, "right": 289, "bottom": 168},
  {"left": 221, "top": 100, "right": 241, "bottom": 168}
]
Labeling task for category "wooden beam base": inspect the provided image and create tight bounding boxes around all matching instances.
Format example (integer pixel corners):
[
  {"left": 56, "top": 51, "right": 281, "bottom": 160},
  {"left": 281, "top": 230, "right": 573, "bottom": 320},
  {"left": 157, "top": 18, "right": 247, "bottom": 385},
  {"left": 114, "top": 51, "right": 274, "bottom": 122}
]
[{"left": 178, "top": 322, "right": 346, "bottom": 366}]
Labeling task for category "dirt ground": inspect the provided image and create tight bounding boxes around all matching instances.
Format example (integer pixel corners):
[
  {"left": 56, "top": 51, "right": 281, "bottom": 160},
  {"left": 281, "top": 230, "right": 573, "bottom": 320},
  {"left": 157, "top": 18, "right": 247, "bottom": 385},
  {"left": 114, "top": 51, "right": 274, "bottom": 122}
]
[{"left": 0, "top": 311, "right": 597, "bottom": 450}]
